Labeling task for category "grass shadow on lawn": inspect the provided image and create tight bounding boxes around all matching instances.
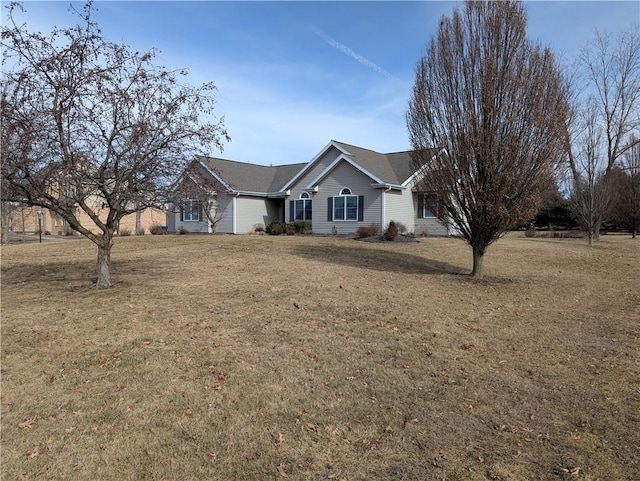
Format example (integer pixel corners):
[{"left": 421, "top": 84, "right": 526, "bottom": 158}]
[
  {"left": 293, "top": 243, "right": 468, "bottom": 275},
  {"left": 1, "top": 257, "right": 163, "bottom": 291}
]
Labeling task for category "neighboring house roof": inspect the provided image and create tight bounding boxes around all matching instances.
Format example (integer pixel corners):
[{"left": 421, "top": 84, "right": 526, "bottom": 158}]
[
  {"left": 198, "top": 156, "right": 306, "bottom": 194},
  {"left": 191, "top": 141, "right": 441, "bottom": 195}
]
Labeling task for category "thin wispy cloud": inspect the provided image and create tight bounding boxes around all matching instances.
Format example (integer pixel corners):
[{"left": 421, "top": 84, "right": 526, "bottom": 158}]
[{"left": 311, "top": 26, "right": 394, "bottom": 80}]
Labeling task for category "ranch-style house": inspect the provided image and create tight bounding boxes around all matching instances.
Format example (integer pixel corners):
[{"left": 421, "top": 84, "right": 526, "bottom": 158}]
[{"left": 168, "top": 140, "right": 453, "bottom": 236}]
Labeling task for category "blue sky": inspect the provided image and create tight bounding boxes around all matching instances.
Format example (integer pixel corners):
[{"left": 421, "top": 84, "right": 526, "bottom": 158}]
[{"left": 5, "top": 1, "right": 639, "bottom": 165}]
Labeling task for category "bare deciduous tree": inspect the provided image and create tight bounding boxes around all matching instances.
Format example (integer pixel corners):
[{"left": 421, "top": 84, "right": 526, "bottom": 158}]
[
  {"left": 1, "top": 2, "right": 229, "bottom": 286},
  {"left": 611, "top": 139, "right": 640, "bottom": 237},
  {"left": 568, "top": 98, "right": 620, "bottom": 245},
  {"left": 407, "top": 0, "right": 569, "bottom": 276},
  {"left": 566, "top": 26, "right": 640, "bottom": 243},
  {"left": 170, "top": 159, "right": 230, "bottom": 233}
]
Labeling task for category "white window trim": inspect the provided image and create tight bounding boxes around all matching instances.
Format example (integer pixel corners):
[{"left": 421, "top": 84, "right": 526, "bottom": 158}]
[
  {"left": 333, "top": 188, "right": 358, "bottom": 221},
  {"left": 182, "top": 199, "right": 201, "bottom": 222},
  {"left": 294, "top": 193, "right": 312, "bottom": 222}
]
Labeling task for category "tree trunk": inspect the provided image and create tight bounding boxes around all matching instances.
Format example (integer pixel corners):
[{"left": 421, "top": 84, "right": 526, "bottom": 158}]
[
  {"left": 95, "top": 234, "right": 114, "bottom": 288},
  {"left": 0, "top": 202, "right": 11, "bottom": 245},
  {"left": 135, "top": 210, "right": 142, "bottom": 235},
  {"left": 587, "top": 229, "right": 594, "bottom": 246},
  {"left": 20, "top": 207, "right": 26, "bottom": 243},
  {"left": 471, "top": 244, "right": 485, "bottom": 277},
  {"left": 593, "top": 219, "right": 601, "bottom": 242}
]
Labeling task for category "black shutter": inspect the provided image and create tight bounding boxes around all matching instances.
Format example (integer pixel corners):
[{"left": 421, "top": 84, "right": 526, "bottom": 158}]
[
  {"left": 180, "top": 203, "right": 184, "bottom": 222},
  {"left": 357, "top": 195, "right": 364, "bottom": 222},
  {"left": 289, "top": 200, "right": 294, "bottom": 222},
  {"left": 417, "top": 194, "right": 424, "bottom": 219},
  {"left": 198, "top": 202, "right": 203, "bottom": 222},
  {"left": 327, "top": 197, "right": 333, "bottom": 221}
]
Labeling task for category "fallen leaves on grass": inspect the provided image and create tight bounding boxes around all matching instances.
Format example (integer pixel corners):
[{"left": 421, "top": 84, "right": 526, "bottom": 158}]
[
  {"left": 26, "top": 446, "right": 41, "bottom": 458},
  {"left": 276, "top": 464, "right": 288, "bottom": 477},
  {"left": 18, "top": 418, "right": 36, "bottom": 429}
]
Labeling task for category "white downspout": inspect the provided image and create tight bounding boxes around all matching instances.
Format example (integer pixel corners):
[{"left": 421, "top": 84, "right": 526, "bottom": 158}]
[
  {"left": 381, "top": 189, "right": 386, "bottom": 229},
  {"left": 232, "top": 196, "right": 237, "bottom": 234}
]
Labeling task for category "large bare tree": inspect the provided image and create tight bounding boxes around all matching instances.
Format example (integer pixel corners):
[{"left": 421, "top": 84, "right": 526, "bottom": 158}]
[
  {"left": 1, "top": 2, "right": 229, "bottom": 286},
  {"left": 566, "top": 26, "right": 640, "bottom": 243},
  {"left": 407, "top": 0, "right": 569, "bottom": 276}
]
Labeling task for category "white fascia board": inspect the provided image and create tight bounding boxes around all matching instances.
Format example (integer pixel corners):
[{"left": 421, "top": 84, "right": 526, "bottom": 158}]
[
  {"left": 305, "top": 155, "right": 385, "bottom": 189},
  {"left": 197, "top": 159, "right": 234, "bottom": 192},
  {"left": 401, "top": 148, "right": 447, "bottom": 187},
  {"left": 280, "top": 140, "right": 350, "bottom": 192},
  {"left": 234, "top": 190, "right": 274, "bottom": 198},
  {"left": 186, "top": 173, "right": 217, "bottom": 195},
  {"left": 371, "top": 183, "right": 405, "bottom": 190},
  {"left": 230, "top": 190, "right": 291, "bottom": 198}
]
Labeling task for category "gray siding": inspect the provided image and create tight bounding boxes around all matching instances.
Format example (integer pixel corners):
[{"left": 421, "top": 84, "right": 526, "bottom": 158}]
[
  {"left": 415, "top": 217, "right": 449, "bottom": 236},
  {"left": 175, "top": 217, "right": 209, "bottom": 233},
  {"left": 312, "top": 161, "right": 383, "bottom": 235},
  {"left": 214, "top": 196, "right": 234, "bottom": 234},
  {"left": 235, "top": 197, "right": 281, "bottom": 233},
  {"left": 167, "top": 208, "right": 176, "bottom": 232},
  {"left": 384, "top": 189, "right": 415, "bottom": 234},
  {"left": 413, "top": 192, "right": 449, "bottom": 236},
  {"left": 284, "top": 146, "right": 343, "bottom": 225}
]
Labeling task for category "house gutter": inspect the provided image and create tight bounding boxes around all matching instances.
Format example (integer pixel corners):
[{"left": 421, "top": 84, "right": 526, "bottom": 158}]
[
  {"left": 231, "top": 190, "right": 288, "bottom": 198},
  {"left": 371, "top": 183, "right": 404, "bottom": 190}
]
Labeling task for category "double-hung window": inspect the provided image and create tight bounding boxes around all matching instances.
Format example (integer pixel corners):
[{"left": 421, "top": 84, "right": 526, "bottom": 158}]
[
  {"left": 290, "top": 192, "right": 312, "bottom": 222},
  {"left": 417, "top": 193, "right": 442, "bottom": 219},
  {"left": 327, "top": 188, "right": 364, "bottom": 222},
  {"left": 181, "top": 199, "right": 202, "bottom": 222}
]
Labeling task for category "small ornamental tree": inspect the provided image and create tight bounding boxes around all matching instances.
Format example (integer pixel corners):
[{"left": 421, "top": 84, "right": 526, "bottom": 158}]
[
  {"left": 170, "top": 159, "right": 230, "bottom": 233},
  {"left": 407, "top": 0, "right": 569, "bottom": 276},
  {"left": 1, "top": 2, "right": 229, "bottom": 287}
]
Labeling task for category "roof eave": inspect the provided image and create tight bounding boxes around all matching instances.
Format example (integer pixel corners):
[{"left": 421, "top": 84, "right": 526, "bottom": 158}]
[
  {"left": 305, "top": 155, "right": 385, "bottom": 189},
  {"left": 280, "top": 140, "right": 350, "bottom": 191},
  {"left": 402, "top": 148, "right": 447, "bottom": 187},
  {"left": 372, "top": 183, "right": 405, "bottom": 190},
  {"left": 198, "top": 158, "right": 233, "bottom": 191}
]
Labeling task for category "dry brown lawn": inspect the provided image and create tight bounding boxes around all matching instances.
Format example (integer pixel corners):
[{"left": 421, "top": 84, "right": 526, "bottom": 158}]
[{"left": 1, "top": 233, "right": 638, "bottom": 481}]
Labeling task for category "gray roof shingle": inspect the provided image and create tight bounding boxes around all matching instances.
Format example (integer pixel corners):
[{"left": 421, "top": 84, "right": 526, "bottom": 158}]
[
  {"left": 198, "top": 156, "right": 306, "bottom": 193},
  {"left": 197, "top": 141, "right": 438, "bottom": 193},
  {"left": 333, "top": 141, "right": 435, "bottom": 185}
]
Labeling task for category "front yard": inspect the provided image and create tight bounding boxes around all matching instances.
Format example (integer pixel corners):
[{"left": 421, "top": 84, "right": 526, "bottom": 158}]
[{"left": 1, "top": 233, "right": 638, "bottom": 480}]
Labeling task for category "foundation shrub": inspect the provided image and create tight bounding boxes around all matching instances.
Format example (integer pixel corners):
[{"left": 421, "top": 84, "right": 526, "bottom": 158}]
[
  {"left": 266, "top": 221, "right": 311, "bottom": 235},
  {"left": 395, "top": 221, "right": 408, "bottom": 234},
  {"left": 384, "top": 221, "right": 399, "bottom": 241},
  {"left": 149, "top": 224, "right": 166, "bottom": 235},
  {"left": 266, "top": 221, "right": 286, "bottom": 235},
  {"left": 290, "top": 221, "right": 311, "bottom": 234},
  {"left": 356, "top": 224, "right": 380, "bottom": 238}
]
